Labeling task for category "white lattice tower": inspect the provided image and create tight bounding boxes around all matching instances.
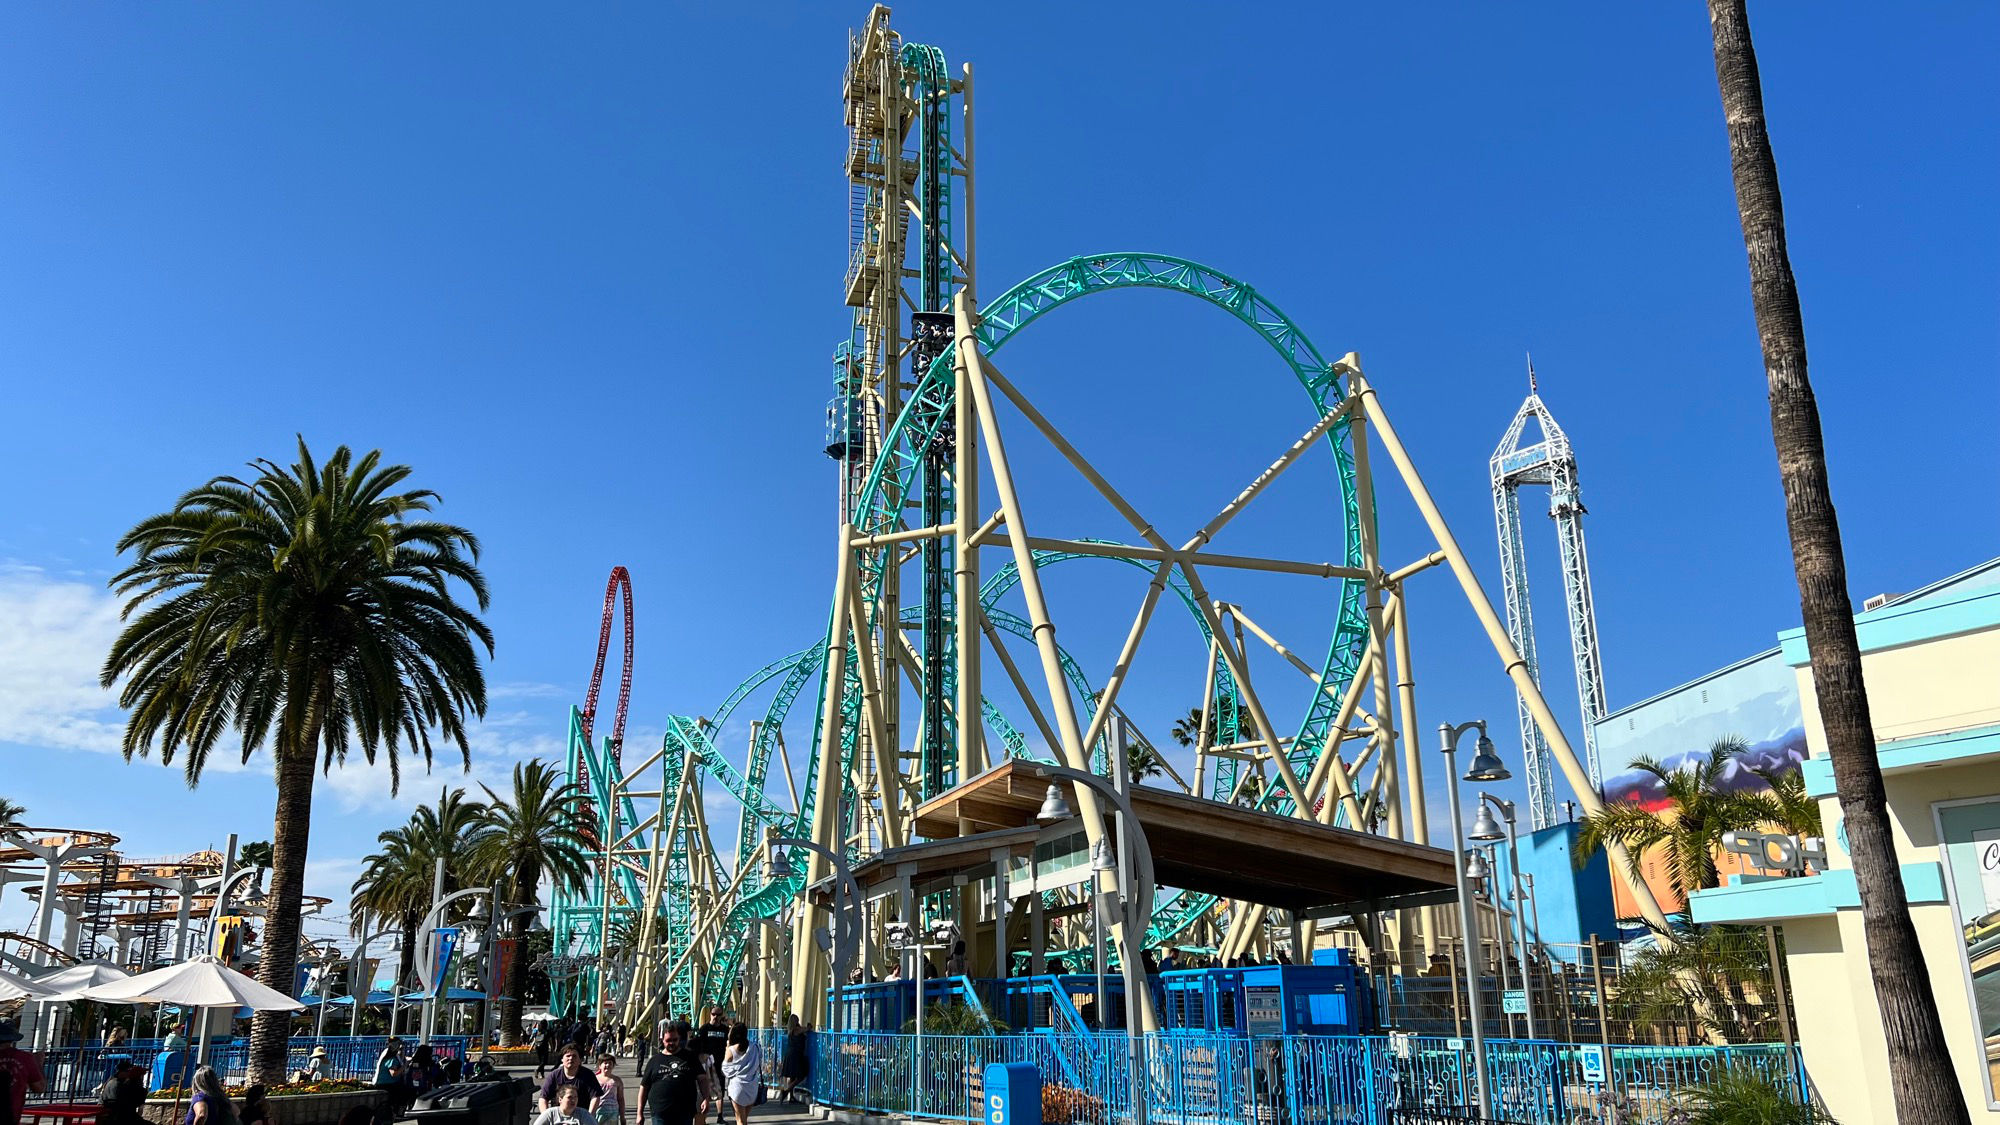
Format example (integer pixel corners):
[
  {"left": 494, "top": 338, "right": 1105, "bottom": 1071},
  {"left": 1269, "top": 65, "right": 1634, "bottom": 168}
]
[{"left": 1491, "top": 360, "right": 1609, "bottom": 828}]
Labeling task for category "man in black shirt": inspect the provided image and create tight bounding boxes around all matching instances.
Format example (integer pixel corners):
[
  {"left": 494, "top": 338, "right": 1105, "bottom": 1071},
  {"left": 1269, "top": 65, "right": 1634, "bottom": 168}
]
[
  {"left": 539, "top": 1045, "right": 603, "bottom": 1112},
  {"left": 639, "top": 1021, "right": 713, "bottom": 1125},
  {"left": 691, "top": 1007, "right": 730, "bottom": 1125}
]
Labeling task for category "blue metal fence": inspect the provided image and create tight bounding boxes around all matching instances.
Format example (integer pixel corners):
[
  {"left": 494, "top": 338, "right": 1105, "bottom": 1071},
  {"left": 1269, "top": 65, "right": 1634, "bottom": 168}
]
[
  {"left": 31, "top": 1036, "right": 473, "bottom": 1104},
  {"left": 759, "top": 1030, "right": 1806, "bottom": 1125}
]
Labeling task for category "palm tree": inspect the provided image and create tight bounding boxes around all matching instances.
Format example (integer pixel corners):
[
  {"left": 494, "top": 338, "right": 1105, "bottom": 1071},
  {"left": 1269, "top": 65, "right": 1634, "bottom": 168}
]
[
  {"left": 1574, "top": 738, "right": 1771, "bottom": 904},
  {"left": 1126, "top": 742, "right": 1165, "bottom": 784},
  {"left": 352, "top": 825, "right": 428, "bottom": 1000},
  {"left": 470, "top": 759, "right": 591, "bottom": 1045},
  {"left": 1707, "top": 5, "right": 1968, "bottom": 1117},
  {"left": 0, "top": 798, "right": 26, "bottom": 827},
  {"left": 1747, "top": 764, "right": 1822, "bottom": 842},
  {"left": 238, "top": 841, "right": 274, "bottom": 893},
  {"left": 102, "top": 440, "right": 492, "bottom": 1084},
  {"left": 351, "top": 789, "right": 487, "bottom": 1010}
]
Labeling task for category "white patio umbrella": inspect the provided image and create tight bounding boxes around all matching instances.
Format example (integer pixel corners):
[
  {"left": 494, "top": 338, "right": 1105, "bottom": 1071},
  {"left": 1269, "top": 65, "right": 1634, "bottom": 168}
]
[
  {"left": 33, "top": 959, "right": 131, "bottom": 1001},
  {"left": 0, "top": 965, "right": 54, "bottom": 1001},
  {"left": 81, "top": 955, "right": 304, "bottom": 1010},
  {"left": 82, "top": 955, "right": 303, "bottom": 1065}
]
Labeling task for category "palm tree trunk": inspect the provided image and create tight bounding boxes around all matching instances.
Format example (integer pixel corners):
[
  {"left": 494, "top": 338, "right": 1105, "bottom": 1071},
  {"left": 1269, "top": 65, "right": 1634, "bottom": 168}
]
[
  {"left": 1707, "top": 3, "right": 1970, "bottom": 1120},
  {"left": 398, "top": 912, "right": 420, "bottom": 1005},
  {"left": 247, "top": 744, "right": 317, "bottom": 1084},
  {"left": 498, "top": 907, "right": 529, "bottom": 1047}
]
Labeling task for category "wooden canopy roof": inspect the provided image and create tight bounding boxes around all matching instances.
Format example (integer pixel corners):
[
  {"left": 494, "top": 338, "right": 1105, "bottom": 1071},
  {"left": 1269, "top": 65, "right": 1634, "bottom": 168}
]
[{"left": 907, "top": 760, "right": 1459, "bottom": 914}]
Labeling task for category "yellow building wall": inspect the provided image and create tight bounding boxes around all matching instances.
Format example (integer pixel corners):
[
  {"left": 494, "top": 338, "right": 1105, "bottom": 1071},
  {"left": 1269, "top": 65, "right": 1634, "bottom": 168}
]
[{"left": 1789, "top": 624, "right": 2000, "bottom": 1119}]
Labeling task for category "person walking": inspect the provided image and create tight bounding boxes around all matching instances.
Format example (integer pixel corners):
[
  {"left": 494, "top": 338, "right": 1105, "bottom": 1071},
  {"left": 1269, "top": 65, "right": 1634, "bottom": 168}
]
[
  {"left": 776, "top": 1016, "right": 808, "bottom": 1105},
  {"left": 0, "top": 1021, "right": 48, "bottom": 1125},
  {"left": 591, "top": 1055, "right": 625, "bottom": 1125},
  {"left": 184, "top": 1066, "right": 237, "bottom": 1125},
  {"left": 639, "top": 1022, "right": 713, "bottom": 1125},
  {"left": 691, "top": 1009, "right": 729, "bottom": 1125},
  {"left": 533, "top": 1022, "right": 552, "bottom": 1076},
  {"left": 372, "top": 1038, "right": 410, "bottom": 1117},
  {"left": 539, "top": 1046, "right": 602, "bottom": 1113},
  {"left": 95, "top": 1060, "right": 148, "bottom": 1125},
  {"left": 719, "top": 1024, "right": 760, "bottom": 1125}
]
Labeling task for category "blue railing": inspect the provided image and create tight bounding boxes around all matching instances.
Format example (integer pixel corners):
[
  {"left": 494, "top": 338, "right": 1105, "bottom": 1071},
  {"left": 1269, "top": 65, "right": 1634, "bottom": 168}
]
[
  {"left": 758, "top": 1030, "right": 1807, "bottom": 1125},
  {"left": 31, "top": 1036, "right": 473, "bottom": 1103}
]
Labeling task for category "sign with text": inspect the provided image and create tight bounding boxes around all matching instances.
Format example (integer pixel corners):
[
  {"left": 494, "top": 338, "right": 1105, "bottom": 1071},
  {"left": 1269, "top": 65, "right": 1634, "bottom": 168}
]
[
  {"left": 1501, "top": 990, "right": 1527, "bottom": 1015},
  {"left": 1244, "top": 985, "right": 1283, "bottom": 1035}
]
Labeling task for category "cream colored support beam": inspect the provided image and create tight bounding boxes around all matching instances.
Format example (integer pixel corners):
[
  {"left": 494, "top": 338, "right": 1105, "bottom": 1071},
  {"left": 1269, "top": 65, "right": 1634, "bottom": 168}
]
[
  {"left": 955, "top": 293, "right": 1157, "bottom": 1032},
  {"left": 1175, "top": 558, "right": 1314, "bottom": 813},
  {"left": 847, "top": 588, "right": 904, "bottom": 849},
  {"left": 984, "top": 532, "right": 1366, "bottom": 581},
  {"left": 1346, "top": 393, "right": 1402, "bottom": 844},
  {"left": 968, "top": 508, "right": 1006, "bottom": 547},
  {"left": 1076, "top": 562, "right": 1173, "bottom": 757},
  {"left": 1192, "top": 630, "right": 1221, "bottom": 797},
  {"left": 1183, "top": 401, "right": 1355, "bottom": 553},
  {"left": 976, "top": 608, "right": 1063, "bottom": 756},
  {"left": 850, "top": 524, "right": 952, "bottom": 549},
  {"left": 791, "top": 528, "right": 859, "bottom": 1010},
  {"left": 953, "top": 289, "right": 984, "bottom": 790},
  {"left": 1388, "top": 552, "right": 1447, "bottom": 585},
  {"left": 768, "top": 724, "right": 801, "bottom": 816},
  {"left": 1347, "top": 363, "right": 1677, "bottom": 938}
]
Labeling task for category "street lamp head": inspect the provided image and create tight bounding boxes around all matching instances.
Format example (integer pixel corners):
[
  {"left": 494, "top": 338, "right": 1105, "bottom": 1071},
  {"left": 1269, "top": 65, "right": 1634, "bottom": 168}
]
[
  {"left": 1467, "top": 805, "right": 1505, "bottom": 843},
  {"left": 1036, "top": 783, "right": 1074, "bottom": 823},
  {"left": 1089, "top": 838, "right": 1117, "bottom": 873},
  {"left": 1464, "top": 850, "right": 1490, "bottom": 882},
  {"left": 1464, "top": 734, "right": 1511, "bottom": 782},
  {"left": 767, "top": 847, "right": 797, "bottom": 880}
]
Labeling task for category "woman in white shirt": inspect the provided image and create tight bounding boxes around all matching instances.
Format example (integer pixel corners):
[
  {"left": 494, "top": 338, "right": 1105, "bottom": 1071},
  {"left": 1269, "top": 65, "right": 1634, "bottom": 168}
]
[{"left": 719, "top": 1023, "right": 762, "bottom": 1125}]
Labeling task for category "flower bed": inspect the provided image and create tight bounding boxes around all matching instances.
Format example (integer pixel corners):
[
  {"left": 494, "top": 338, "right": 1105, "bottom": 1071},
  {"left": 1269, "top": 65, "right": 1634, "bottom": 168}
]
[{"left": 143, "top": 1085, "right": 383, "bottom": 1125}]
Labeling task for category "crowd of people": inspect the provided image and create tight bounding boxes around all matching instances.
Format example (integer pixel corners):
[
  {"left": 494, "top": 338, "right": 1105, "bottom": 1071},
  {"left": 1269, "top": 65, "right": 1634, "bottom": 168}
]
[{"left": 527, "top": 1005, "right": 811, "bottom": 1125}]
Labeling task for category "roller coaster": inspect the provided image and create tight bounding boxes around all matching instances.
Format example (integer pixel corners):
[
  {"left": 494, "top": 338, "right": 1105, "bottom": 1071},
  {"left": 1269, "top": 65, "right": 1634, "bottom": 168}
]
[{"left": 545, "top": 3, "right": 1673, "bottom": 1030}]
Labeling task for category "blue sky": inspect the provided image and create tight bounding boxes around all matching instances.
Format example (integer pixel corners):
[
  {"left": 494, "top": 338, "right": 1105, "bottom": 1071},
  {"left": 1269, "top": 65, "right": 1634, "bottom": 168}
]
[{"left": 0, "top": 3, "right": 1993, "bottom": 950}]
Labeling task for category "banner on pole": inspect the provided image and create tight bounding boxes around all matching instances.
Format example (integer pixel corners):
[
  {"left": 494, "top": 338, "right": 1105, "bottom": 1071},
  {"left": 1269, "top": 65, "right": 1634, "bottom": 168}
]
[
  {"left": 488, "top": 937, "right": 518, "bottom": 1001},
  {"left": 212, "top": 916, "right": 252, "bottom": 964},
  {"left": 419, "top": 927, "right": 461, "bottom": 996}
]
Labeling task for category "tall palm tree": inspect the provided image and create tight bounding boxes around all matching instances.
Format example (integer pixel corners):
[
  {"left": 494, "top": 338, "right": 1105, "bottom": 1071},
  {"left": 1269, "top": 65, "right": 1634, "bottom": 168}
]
[
  {"left": 1574, "top": 737, "right": 1770, "bottom": 904},
  {"left": 0, "top": 798, "right": 26, "bottom": 827},
  {"left": 102, "top": 440, "right": 492, "bottom": 1084},
  {"left": 351, "top": 825, "right": 429, "bottom": 1000},
  {"left": 1707, "top": 5, "right": 1968, "bottom": 1118},
  {"left": 350, "top": 790, "right": 488, "bottom": 1009},
  {"left": 470, "top": 759, "right": 591, "bottom": 1045}
]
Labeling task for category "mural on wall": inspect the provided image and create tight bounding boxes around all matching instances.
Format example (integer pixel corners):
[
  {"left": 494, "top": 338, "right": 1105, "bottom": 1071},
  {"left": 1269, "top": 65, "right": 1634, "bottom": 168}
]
[{"left": 1590, "top": 647, "right": 1807, "bottom": 918}]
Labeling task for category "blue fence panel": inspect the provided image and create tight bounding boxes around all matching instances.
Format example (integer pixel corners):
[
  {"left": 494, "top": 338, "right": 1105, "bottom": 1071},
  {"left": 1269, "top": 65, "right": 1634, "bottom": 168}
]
[
  {"left": 755, "top": 1030, "right": 1808, "bottom": 1125},
  {"left": 30, "top": 1035, "right": 473, "bottom": 1104}
]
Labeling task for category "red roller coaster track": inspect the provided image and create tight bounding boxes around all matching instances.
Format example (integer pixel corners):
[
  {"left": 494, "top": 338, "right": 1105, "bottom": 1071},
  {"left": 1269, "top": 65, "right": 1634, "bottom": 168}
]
[{"left": 579, "top": 565, "right": 635, "bottom": 777}]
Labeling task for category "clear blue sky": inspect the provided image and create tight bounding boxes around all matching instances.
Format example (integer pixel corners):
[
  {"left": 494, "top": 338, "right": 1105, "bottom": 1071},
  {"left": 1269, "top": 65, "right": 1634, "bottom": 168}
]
[{"left": 0, "top": 3, "right": 1993, "bottom": 948}]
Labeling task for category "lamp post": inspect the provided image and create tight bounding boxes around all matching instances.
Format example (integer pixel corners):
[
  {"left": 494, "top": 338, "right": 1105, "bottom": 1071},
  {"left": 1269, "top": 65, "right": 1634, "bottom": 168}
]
[
  {"left": 416, "top": 885, "right": 495, "bottom": 1043},
  {"left": 1439, "top": 720, "right": 1509, "bottom": 1117},
  {"left": 1470, "top": 794, "right": 1537, "bottom": 1039},
  {"left": 1028, "top": 761, "right": 1155, "bottom": 1125},
  {"left": 767, "top": 836, "right": 864, "bottom": 1032},
  {"left": 195, "top": 863, "right": 262, "bottom": 1065}
]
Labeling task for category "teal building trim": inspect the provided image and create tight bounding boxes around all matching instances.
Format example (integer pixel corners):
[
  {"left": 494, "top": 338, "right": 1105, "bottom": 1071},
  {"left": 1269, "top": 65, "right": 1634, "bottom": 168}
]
[
  {"left": 1780, "top": 585, "right": 2000, "bottom": 667},
  {"left": 1689, "top": 862, "right": 1949, "bottom": 925},
  {"left": 1800, "top": 723, "right": 2000, "bottom": 799}
]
